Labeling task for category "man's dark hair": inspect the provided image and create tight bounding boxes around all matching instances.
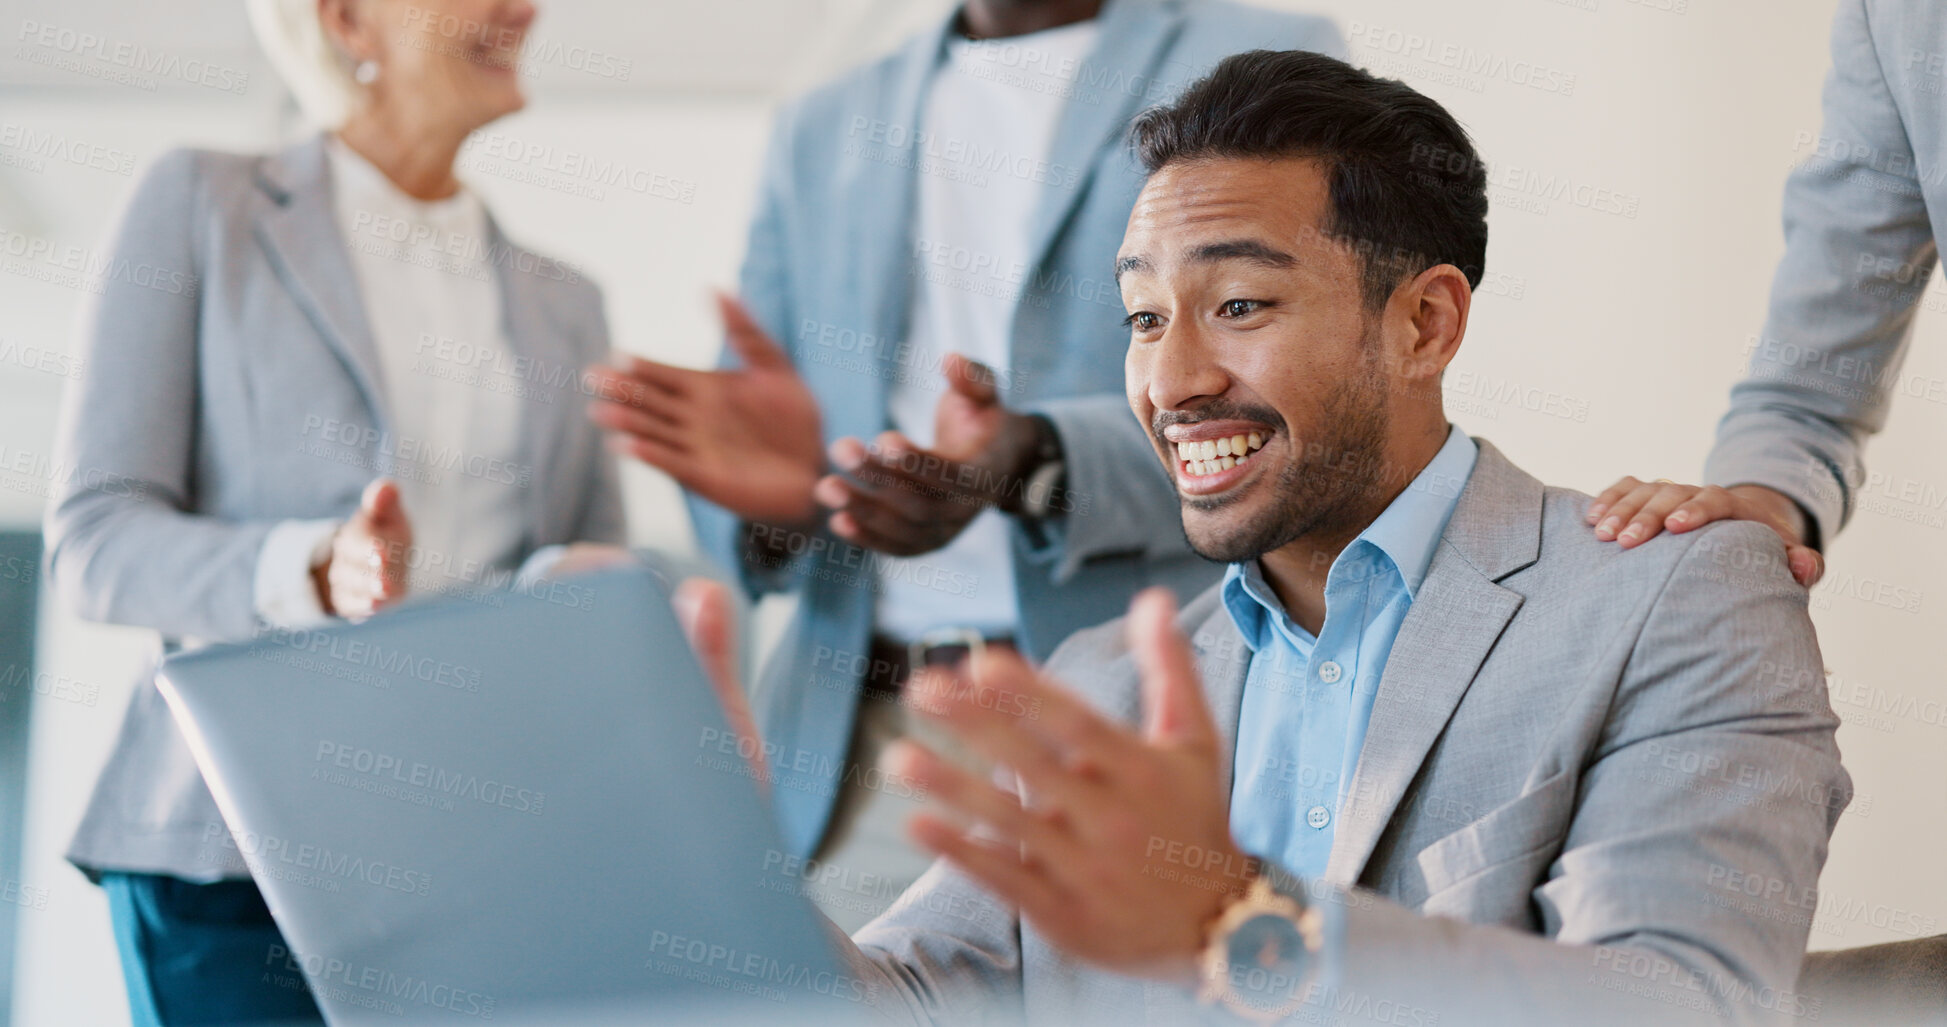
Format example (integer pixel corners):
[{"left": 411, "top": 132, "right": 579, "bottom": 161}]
[{"left": 1132, "top": 50, "right": 1489, "bottom": 310}]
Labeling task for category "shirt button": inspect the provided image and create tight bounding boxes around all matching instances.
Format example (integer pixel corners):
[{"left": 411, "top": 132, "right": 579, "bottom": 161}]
[
  {"left": 1307, "top": 805, "right": 1331, "bottom": 830},
  {"left": 1318, "top": 660, "right": 1343, "bottom": 684}
]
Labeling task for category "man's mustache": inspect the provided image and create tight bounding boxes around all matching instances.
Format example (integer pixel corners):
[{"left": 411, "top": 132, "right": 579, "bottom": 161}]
[{"left": 1150, "top": 401, "right": 1287, "bottom": 447}]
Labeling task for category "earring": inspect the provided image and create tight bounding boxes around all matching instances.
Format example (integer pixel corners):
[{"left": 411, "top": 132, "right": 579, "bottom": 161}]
[{"left": 354, "top": 60, "right": 379, "bottom": 85}]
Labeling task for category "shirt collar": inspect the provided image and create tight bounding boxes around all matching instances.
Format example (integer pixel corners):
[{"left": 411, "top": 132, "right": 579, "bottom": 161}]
[
  {"left": 1221, "top": 559, "right": 1295, "bottom": 653},
  {"left": 1221, "top": 425, "right": 1479, "bottom": 647},
  {"left": 1359, "top": 425, "right": 1478, "bottom": 598}
]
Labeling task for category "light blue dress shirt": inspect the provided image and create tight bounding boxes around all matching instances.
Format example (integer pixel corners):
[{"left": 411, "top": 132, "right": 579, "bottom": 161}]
[{"left": 1225, "top": 426, "right": 1478, "bottom": 881}]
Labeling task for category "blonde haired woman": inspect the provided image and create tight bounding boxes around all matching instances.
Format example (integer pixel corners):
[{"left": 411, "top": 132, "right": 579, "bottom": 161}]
[{"left": 45, "top": 1, "right": 623, "bottom": 1021}]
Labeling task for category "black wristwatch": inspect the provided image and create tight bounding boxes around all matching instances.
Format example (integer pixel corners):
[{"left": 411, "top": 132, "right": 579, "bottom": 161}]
[{"left": 1010, "top": 414, "right": 1066, "bottom": 521}]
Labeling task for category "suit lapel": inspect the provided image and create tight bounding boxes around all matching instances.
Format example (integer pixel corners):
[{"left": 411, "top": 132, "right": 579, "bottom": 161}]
[
  {"left": 1322, "top": 439, "right": 1544, "bottom": 886},
  {"left": 1193, "top": 606, "right": 1251, "bottom": 797},
  {"left": 488, "top": 215, "right": 567, "bottom": 543},
  {"left": 1092, "top": 600, "right": 1247, "bottom": 795},
  {"left": 1321, "top": 558, "right": 1522, "bottom": 885},
  {"left": 858, "top": 1, "right": 1184, "bottom": 416},
  {"left": 842, "top": 23, "right": 949, "bottom": 432},
  {"left": 251, "top": 134, "right": 393, "bottom": 436},
  {"left": 1016, "top": 0, "right": 1184, "bottom": 282}
]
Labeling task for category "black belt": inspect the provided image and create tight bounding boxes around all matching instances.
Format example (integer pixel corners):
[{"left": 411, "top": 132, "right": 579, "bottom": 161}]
[{"left": 863, "top": 633, "right": 1018, "bottom": 697}]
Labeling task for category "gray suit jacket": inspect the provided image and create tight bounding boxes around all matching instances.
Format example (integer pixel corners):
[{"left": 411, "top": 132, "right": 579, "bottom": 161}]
[
  {"left": 843, "top": 439, "right": 1850, "bottom": 1026},
  {"left": 1706, "top": 0, "right": 1947, "bottom": 545},
  {"left": 691, "top": 0, "right": 1345, "bottom": 858},
  {"left": 45, "top": 135, "right": 625, "bottom": 879}
]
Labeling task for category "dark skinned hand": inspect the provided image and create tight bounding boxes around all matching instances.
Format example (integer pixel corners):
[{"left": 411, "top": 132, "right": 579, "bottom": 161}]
[{"left": 814, "top": 353, "right": 1050, "bottom": 556}]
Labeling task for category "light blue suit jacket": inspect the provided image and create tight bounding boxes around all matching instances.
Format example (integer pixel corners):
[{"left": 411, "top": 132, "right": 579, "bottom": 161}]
[{"left": 690, "top": 0, "right": 1345, "bottom": 856}]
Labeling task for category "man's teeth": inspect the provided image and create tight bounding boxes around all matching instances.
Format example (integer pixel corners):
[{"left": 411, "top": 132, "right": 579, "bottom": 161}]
[{"left": 1175, "top": 432, "right": 1265, "bottom": 476}]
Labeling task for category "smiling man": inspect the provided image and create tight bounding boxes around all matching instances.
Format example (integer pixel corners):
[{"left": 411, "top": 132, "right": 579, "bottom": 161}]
[{"left": 683, "top": 50, "right": 1852, "bottom": 1024}]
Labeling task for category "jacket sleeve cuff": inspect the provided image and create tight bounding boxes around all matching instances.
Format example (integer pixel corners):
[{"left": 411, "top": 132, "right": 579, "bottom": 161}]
[
  {"left": 1020, "top": 395, "right": 1168, "bottom": 583},
  {"left": 253, "top": 518, "right": 340, "bottom": 629},
  {"left": 1703, "top": 433, "right": 1843, "bottom": 550}
]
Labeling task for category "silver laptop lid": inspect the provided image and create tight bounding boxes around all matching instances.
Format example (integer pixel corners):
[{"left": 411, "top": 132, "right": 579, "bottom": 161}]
[{"left": 158, "top": 566, "right": 866, "bottom": 1025}]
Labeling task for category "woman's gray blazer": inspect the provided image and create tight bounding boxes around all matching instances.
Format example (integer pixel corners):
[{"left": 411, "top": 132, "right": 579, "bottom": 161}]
[{"left": 44, "top": 134, "right": 625, "bottom": 879}]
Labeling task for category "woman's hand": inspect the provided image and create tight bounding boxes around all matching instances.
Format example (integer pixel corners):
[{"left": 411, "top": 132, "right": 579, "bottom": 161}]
[
  {"left": 1586, "top": 478, "right": 1823, "bottom": 585},
  {"left": 317, "top": 479, "right": 413, "bottom": 620}
]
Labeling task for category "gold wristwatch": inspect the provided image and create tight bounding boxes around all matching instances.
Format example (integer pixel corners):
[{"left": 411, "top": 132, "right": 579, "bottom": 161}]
[{"left": 1196, "top": 866, "right": 1324, "bottom": 1023}]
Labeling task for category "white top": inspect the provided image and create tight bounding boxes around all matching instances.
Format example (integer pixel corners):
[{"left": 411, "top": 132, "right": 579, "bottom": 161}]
[
  {"left": 873, "top": 18, "right": 1101, "bottom": 640},
  {"left": 253, "top": 138, "right": 532, "bottom": 626}
]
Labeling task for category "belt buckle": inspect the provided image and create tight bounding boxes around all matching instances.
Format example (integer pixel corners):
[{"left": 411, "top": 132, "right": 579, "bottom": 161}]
[{"left": 907, "top": 628, "right": 987, "bottom": 674}]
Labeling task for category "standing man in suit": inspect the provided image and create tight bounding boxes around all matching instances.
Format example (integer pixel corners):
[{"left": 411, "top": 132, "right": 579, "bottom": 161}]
[
  {"left": 589, "top": 0, "right": 1343, "bottom": 923},
  {"left": 676, "top": 50, "right": 1850, "bottom": 1023}
]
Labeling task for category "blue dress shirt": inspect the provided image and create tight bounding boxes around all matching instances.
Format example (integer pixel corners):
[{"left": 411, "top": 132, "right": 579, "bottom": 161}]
[{"left": 1225, "top": 427, "right": 1478, "bottom": 881}]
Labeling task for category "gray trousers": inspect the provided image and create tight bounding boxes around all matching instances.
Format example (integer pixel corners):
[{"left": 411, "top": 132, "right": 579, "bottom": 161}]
[{"left": 804, "top": 692, "right": 975, "bottom": 933}]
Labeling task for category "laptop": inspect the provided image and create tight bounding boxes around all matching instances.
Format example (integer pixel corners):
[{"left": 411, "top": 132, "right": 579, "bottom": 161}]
[{"left": 157, "top": 566, "right": 865, "bottom": 1025}]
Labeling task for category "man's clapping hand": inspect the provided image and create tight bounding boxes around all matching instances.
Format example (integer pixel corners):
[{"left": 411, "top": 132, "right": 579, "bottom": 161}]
[
  {"left": 815, "top": 353, "right": 1056, "bottom": 556},
  {"left": 587, "top": 293, "right": 826, "bottom": 527}
]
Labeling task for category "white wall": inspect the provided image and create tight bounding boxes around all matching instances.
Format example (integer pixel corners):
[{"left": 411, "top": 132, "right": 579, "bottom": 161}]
[{"left": 3, "top": 0, "right": 1940, "bottom": 1023}]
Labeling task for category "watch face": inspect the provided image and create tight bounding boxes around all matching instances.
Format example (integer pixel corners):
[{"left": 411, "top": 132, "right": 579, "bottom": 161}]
[{"left": 1221, "top": 911, "right": 1309, "bottom": 1011}]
